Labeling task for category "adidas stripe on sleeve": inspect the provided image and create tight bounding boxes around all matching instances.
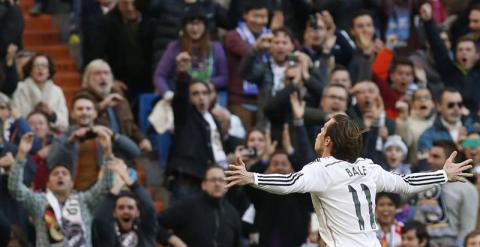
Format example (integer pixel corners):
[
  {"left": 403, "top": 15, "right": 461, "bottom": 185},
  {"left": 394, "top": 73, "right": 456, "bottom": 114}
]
[
  {"left": 252, "top": 162, "right": 328, "bottom": 194},
  {"left": 375, "top": 167, "right": 448, "bottom": 194}
]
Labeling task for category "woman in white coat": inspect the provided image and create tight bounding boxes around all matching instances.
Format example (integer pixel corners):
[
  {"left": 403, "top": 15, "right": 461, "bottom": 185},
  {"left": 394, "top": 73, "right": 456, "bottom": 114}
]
[{"left": 11, "top": 53, "right": 68, "bottom": 131}]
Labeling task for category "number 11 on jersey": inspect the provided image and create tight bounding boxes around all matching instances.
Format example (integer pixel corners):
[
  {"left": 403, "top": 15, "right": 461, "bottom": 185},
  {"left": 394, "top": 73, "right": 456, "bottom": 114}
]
[{"left": 348, "top": 184, "right": 376, "bottom": 230}]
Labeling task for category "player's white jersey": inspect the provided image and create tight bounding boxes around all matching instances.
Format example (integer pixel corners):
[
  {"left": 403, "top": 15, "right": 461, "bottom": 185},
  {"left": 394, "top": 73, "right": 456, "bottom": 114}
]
[{"left": 252, "top": 156, "right": 447, "bottom": 247}]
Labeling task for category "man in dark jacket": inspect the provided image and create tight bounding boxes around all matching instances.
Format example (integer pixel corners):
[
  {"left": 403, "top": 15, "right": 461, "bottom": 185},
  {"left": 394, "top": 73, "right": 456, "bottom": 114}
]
[
  {"left": 420, "top": 3, "right": 480, "bottom": 115},
  {"left": 92, "top": 159, "right": 156, "bottom": 247},
  {"left": 167, "top": 54, "right": 235, "bottom": 201},
  {"left": 157, "top": 166, "right": 242, "bottom": 247},
  {"left": 96, "top": 0, "right": 155, "bottom": 100},
  {"left": 239, "top": 27, "right": 324, "bottom": 126}
]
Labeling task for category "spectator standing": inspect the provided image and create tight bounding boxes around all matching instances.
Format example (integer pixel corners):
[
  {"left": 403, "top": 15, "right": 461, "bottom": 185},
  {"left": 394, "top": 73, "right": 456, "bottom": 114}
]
[
  {"left": 96, "top": 0, "right": 155, "bottom": 100},
  {"left": 151, "top": 0, "right": 229, "bottom": 63},
  {"left": 225, "top": 0, "right": 270, "bottom": 131},
  {"left": 154, "top": 7, "right": 228, "bottom": 99},
  {"left": 420, "top": 3, "right": 480, "bottom": 115},
  {"left": 8, "top": 132, "right": 116, "bottom": 247},
  {"left": 167, "top": 62, "right": 234, "bottom": 200}
]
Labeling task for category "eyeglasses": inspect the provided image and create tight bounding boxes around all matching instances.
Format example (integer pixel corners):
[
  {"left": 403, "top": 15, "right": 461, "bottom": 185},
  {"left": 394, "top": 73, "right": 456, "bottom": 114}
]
[
  {"left": 447, "top": 101, "right": 463, "bottom": 109},
  {"left": 33, "top": 63, "right": 49, "bottom": 69}
]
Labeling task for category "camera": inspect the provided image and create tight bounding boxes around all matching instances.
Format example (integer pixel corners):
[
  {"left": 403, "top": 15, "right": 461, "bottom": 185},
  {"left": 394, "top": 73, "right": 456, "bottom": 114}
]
[
  {"left": 77, "top": 128, "right": 97, "bottom": 142},
  {"left": 286, "top": 54, "right": 298, "bottom": 68},
  {"left": 240, "top": 147, "right": 257, "bottom": 157},
  {"left": 308, "top": 14, "right": 318, "bottom": 30}
]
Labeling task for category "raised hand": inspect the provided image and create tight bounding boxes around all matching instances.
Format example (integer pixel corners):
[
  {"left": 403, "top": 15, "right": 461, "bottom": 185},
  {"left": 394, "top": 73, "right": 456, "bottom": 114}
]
[
  {"left": 175, "top": 52, "right": 192, "bottom": 72},
  {"left": 357, "top": 32, "right": 374, "bottom": 55},
  {"left": 443, "top": 151, "right": 473, "bottom": 182},
  {"left": 225, "top": 156, "right": 255, "bottom": 188},
  {"left": 290, "top": 92, "right": 306, "bottom": 120},
  {"left": 255, "top": 33, "right": 274, "bottom": 51},
  {"left": 94, "top": 126, "right": 113, "bottom": 157},
  {"left": 0, "top": 152, "right": 15, "bottom": 168},
  {"left": 261, "top": 129, "right": 278, "bottom": 161},
  {"left": 100, "top": 93, "right": 124, "bottom": 110},
  {"left": 282, "top": 124, "right": 294, "bottom": 155},
  {"left": 18, "top": 133, "right": 35, "bottom": 160}
]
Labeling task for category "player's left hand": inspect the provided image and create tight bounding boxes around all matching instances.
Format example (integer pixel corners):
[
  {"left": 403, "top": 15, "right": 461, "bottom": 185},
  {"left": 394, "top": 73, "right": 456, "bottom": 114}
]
[
  {"left": 225, "top": 156, "right": 255, "bottom": 188},
  {"left": 443, "top": 151, "right": 473, "bottom": 182}
]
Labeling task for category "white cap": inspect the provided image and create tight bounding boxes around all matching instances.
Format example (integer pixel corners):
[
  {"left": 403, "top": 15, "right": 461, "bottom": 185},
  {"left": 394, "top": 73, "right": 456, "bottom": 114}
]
[{"left": 383, "top": 135, "right": 408, "bottom": 155}]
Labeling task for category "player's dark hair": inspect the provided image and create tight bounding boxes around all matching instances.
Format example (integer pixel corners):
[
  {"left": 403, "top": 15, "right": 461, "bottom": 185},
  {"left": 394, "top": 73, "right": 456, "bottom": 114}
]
[
  {"left": 325, "top": 114, "right": 366, "bottom": 163},
  {"left": 375, "top": 192, "right": 401, "bottom": 208},
  {"left": 401, "top": 221, "right": 430, "bottom": 245}
]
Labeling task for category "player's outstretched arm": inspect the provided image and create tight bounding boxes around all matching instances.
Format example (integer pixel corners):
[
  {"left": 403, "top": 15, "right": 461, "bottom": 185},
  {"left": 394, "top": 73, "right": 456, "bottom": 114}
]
[
  {"left": 225, "top": 156, "right": 325, "bottom": 195},
  {"left": 376, "top": 151, "right": 473, "bottom": 194}
]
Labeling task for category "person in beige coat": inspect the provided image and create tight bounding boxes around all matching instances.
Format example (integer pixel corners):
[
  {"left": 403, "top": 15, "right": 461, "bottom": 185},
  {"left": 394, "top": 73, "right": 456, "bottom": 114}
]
[{"left": 11, "top": 53, "right": 68, "bottom": 131}]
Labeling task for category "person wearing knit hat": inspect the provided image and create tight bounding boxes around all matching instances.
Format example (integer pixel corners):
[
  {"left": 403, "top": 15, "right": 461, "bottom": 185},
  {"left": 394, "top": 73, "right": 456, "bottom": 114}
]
[{"left": 383, "top": 135, "right": 411, "bottom": 175}]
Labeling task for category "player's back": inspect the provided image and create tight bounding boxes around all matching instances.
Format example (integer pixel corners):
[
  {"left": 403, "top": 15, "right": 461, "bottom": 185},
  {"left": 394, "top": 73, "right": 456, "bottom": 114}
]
[
  {"left": 311, "top": 157, "right": 382, "bottom": 247},
  {"left": 253, "top": 156, "right": 448, "bottom": 246}
]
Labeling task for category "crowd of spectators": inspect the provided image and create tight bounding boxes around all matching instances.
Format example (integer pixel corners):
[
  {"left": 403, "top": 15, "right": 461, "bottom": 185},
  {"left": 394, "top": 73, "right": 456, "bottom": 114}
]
[{"left": 2, "top": 0, "right": 480, "bottom": 246}]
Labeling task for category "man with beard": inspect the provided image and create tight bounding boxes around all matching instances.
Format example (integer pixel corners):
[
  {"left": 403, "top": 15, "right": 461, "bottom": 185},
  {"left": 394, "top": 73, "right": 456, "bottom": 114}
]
[
  {"left": 47, "top": 94, "right": 140, "bottom": 191},
  {"left": 75, "top": 59, "right": 152, "bottom": 152},
  {"left": 7, "top": 132, "right": 117, "bottom": 247},
  {"left": 92, "top": 159, "right": 155, "bottom": 247}
]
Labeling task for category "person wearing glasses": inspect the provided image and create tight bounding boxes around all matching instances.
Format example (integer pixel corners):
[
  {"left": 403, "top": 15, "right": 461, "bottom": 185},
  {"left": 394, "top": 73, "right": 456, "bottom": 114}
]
[
  {"left": 417, "top": 88, "right": 477, "bottom": 153},
  {"left": 156, "top": 165, "right": 242, "bottom": 247},
  {"left": 11, "top": 53, "right": 69, "bottom": 132}
]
